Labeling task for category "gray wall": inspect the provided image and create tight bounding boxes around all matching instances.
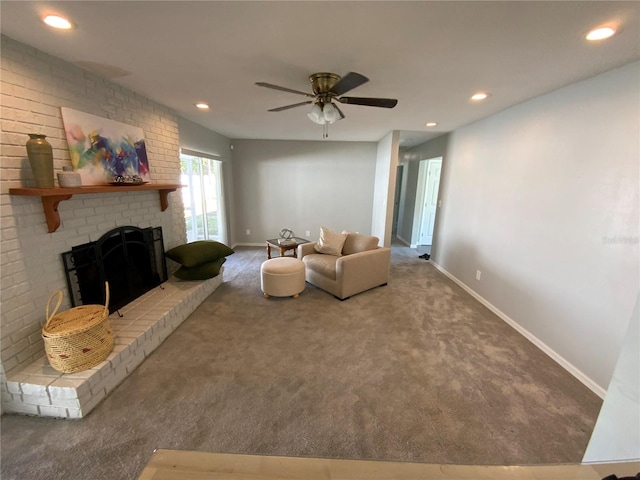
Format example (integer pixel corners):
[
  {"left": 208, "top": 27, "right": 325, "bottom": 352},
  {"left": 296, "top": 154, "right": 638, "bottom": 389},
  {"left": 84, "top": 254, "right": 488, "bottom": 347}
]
[
  {"left": 230, "top": 140, "right": 378, "bottom": 244},
  {"left": 432, "top": 61, "right": 639, "bottom": 393},
  {"left": 178, "top": 116, "right": 232, "bottom": 159},
  {"left": 372, "top": 131, "right": 400, "bottom": 246}
]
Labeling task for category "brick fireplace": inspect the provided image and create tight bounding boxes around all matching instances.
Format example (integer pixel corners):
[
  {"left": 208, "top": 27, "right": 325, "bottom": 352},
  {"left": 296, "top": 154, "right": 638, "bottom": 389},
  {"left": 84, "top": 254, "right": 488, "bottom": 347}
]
[
  {"left": 3, "top": 223, "right": 223, "bottom": 418},
  {"left": 0, "top": 224, "right": 224, "bottom": 419},
  {"left": 0, "top": 37, "right": 193, "bottom": 416},
  {"left": 0, "top": 189, "right": 217, "bottom": 418},
  {"left": 0, "top": 189, "right": 202, "bottom": 418}
]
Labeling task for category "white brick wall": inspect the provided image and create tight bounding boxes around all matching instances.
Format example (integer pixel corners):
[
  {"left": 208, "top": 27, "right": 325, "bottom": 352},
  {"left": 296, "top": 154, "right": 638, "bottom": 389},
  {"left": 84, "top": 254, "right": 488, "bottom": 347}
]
[{"left": 0, "top": 36, "right": 187, "bottom": 386}]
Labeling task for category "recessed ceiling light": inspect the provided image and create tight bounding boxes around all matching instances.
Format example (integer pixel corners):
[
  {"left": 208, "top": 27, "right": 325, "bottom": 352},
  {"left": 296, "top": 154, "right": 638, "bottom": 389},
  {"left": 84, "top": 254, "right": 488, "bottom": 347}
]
[
  {"left": 425, "top": 122, "right": 437, "bottom": 127},
  {"left": 471, "top": 92, "right": 490, "bottom": 101},
  {"left": 42, "top": 15, "right": 73, "bottom": 30},
  {"left": 195, "top": 103, "right": 210, "bottom": 110},
  {"left": 586, "top": 26, "right": 616, "bottom": 41}
]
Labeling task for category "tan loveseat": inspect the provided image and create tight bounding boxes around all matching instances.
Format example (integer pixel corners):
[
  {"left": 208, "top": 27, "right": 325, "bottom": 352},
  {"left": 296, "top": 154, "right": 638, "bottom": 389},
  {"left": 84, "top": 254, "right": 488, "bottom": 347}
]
[{"left": 298, "top": 233, "right": 391, "bottom": 300}]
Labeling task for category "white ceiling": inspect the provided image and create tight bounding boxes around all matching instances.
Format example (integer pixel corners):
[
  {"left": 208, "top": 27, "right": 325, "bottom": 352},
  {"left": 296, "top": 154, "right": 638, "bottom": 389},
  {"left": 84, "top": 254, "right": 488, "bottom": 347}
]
[{"left": 1, "top": 1, "right": 639, "bottom": 148}]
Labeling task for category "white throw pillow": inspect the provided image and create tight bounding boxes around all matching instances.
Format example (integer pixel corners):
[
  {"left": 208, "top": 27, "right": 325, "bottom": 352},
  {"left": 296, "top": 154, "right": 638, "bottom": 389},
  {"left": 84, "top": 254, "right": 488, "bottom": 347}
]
[{"left": 314, "top": 226, "right": 347, "bottom": 256}]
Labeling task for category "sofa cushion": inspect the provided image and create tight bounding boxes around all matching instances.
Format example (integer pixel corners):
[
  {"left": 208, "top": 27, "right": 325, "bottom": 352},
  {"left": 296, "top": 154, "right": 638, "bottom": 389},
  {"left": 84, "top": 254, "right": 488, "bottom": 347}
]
[
  {"left": 314, "top": 226, "right": 347, "bottom": 256},
  {"left": 303, "top": 254, "right": 338, "bottom": 280},
  {"left": 166, "top": 240, "right": 234, "bottom": 267},
  {"left": 342, "top": 233, "right": 379, "bottom": 255}
]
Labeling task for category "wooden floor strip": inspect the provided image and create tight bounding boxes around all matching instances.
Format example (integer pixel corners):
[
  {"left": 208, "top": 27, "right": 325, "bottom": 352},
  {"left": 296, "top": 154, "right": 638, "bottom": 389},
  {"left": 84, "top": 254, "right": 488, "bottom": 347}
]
[{"left": 137, "top": 450, "right": 639, "bottom": 480}]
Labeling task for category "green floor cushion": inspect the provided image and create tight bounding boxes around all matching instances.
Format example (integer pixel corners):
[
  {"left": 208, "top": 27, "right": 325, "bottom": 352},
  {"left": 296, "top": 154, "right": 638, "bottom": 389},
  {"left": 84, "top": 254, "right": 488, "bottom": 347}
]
[
  {"left": 174, "top": 257, "right": 226, "bottom": 281},
  {"left": 166, "top": 240, "right": 234, "bottom": 267}
]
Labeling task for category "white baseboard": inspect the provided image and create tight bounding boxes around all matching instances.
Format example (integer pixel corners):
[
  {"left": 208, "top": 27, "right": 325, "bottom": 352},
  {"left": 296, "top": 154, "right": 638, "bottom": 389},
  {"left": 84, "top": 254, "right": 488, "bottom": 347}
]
[{"left": 430, "top": 261, "right": 607, "bottom": 399}]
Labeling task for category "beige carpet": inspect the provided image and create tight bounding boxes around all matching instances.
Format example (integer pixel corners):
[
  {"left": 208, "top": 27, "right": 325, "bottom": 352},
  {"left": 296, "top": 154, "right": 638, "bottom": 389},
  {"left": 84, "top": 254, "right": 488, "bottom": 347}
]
[{"left": 0, "top": 244, "right": 602, "bottom": 480}]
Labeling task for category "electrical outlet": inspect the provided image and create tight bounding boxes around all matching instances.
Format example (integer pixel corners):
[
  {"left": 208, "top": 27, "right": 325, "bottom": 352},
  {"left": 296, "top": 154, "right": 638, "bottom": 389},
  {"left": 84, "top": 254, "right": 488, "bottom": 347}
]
[
  {"left": 305, "top": 230, "right": 310, "bottom": 237},
  {"left": 246, "top": 229, "right": 250, "bottom": 235},
  {"left": 476, "top": 270, "right": 482, "bottom": 281}
]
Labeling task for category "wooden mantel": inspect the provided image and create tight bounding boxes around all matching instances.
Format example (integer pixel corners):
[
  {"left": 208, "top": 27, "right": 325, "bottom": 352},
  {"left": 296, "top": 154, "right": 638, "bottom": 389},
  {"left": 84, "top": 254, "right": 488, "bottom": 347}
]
[{"left": 9, "top": 184, "right": 183, "bottom": 233}]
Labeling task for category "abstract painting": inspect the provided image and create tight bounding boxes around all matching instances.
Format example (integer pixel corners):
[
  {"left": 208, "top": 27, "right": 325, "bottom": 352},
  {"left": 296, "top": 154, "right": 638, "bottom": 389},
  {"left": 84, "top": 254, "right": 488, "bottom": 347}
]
[{"left": 60, "top": 107, "right": 150, "bottom": 185}]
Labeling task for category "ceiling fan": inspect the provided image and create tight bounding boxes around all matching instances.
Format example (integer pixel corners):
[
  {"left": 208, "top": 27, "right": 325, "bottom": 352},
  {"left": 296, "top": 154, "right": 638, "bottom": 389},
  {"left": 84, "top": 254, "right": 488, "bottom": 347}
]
[{"left": 256, "top": 72, "right": 398, "bottom": 138}]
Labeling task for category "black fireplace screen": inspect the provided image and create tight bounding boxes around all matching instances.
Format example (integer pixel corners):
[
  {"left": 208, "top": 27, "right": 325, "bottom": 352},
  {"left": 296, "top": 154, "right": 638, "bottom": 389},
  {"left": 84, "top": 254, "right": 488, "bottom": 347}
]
[{"left": 62, "top": 226, "right": 168, "bottom": 313}]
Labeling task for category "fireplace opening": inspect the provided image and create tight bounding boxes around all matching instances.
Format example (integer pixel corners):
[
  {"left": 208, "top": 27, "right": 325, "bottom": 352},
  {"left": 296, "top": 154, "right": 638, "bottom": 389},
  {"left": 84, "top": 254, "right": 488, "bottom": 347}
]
[{"left": 62, "top": 226, "right": 168, "bottom": 312}]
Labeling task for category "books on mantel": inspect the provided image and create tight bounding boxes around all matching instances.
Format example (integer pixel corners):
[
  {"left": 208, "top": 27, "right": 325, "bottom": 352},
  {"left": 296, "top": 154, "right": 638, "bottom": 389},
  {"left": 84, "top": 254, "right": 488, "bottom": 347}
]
[{"left": 278, "top": 238, "right": 296, "bottom": 246}]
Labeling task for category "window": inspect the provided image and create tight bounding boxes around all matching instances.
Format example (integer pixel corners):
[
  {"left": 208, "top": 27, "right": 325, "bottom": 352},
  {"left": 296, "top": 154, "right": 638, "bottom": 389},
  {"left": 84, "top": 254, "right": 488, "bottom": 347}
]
[{"left": 180, "top": 152, "right": 226, "bottom": 243}]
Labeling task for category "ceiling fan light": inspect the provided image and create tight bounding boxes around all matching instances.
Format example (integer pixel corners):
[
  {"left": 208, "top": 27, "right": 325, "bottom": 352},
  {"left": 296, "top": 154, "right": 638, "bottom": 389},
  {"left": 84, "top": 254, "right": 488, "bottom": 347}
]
[
  {"left": 323, "top": 103, "right": 340, "bottom": 124},
  {"left": 307, "top": 104, "right": 325, "bottom": 124}
]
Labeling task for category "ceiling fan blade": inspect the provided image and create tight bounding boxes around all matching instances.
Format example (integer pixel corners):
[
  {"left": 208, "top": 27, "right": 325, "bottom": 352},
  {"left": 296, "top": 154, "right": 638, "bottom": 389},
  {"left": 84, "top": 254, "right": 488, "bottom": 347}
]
[
  {"left": 329, "top": 72, "right": 369, "bottom": 96},
  {"left": 267, "top": 101, "right": 313, "bottom": 112},
  {"left": 256, "top": 82, "right": 314, "bottom": 98},
  {"left": 334, "top": 104, "right": 346, "bottom": 120},
  {"left": 337, "top": 97, "right": 398, "bottom": 108}
]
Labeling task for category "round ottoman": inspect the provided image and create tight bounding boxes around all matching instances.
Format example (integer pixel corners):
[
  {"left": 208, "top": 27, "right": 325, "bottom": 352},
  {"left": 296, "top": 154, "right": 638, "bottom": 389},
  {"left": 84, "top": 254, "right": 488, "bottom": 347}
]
[{"left": 260, "top": 257, "right": 305, "bottom": 299}]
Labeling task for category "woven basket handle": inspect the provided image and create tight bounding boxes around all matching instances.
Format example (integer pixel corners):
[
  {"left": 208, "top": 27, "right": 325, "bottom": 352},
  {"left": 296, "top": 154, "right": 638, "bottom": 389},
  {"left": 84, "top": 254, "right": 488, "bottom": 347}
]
[
  {"left": 45, "top": 290, "right": 64, "bottom": 329},
  {"left": 103, "top": 281, "right": 110, "bottom": 316}
]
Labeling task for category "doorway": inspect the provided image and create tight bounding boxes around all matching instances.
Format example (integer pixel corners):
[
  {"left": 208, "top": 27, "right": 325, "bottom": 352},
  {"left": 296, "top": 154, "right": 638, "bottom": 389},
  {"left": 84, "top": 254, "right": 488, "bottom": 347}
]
[
  {"left": 412, "top": 157, "right": 442, "bottom": 254},
  {"left": 180, "top": 152, "right": 227, "bottom": 244}
]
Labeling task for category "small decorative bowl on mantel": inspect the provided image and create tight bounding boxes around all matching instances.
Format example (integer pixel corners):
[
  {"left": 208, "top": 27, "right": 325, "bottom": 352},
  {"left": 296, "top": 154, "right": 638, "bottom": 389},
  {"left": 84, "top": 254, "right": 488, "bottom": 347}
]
[
  {"left": 109, "top": 175, "right": 147, "bottom": 186},
  {"left": 57, "top": 166, "right": 82, "bottom": 188}
]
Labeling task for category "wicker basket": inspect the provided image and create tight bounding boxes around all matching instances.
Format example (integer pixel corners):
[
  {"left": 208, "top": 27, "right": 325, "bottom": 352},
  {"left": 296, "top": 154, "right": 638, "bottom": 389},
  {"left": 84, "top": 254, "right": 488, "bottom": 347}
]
[{"left": 42, "top": 283, "right": 114, "bottom": 374}]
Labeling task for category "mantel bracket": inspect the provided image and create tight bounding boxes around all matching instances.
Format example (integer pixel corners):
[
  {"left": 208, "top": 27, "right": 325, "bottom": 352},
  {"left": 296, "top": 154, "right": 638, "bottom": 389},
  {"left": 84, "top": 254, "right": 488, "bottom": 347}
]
[
  {"left": 159, "top": 188, "right": 177, "bottom": 211},
  {"left": 42, "top": 195, "right": 73, "bottom": 233}
]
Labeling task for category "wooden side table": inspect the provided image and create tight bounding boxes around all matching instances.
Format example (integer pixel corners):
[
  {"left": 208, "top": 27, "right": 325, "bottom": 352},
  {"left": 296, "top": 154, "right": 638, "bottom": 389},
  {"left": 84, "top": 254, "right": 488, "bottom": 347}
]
[{"left": 265, "top": 237, "right": 309, "bottom": 259}]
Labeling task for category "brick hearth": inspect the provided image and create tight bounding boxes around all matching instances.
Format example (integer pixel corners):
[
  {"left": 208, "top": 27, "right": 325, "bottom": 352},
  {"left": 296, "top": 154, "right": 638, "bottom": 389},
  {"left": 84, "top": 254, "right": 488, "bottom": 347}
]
[{"left": 2, "top": 273, "right": 223, "bottom": 419}]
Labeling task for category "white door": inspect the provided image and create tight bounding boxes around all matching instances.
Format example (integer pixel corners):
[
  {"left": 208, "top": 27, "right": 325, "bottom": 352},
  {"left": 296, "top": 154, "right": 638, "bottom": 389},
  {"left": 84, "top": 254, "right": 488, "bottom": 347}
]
[{"left": 418, "top": 158, "right": 442, "bottom": 246}]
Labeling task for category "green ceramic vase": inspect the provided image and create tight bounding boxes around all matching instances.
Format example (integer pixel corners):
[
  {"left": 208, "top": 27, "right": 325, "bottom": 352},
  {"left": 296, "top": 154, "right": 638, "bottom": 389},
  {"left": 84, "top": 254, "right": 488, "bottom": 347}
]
[{"left": 26, "top": 133, "right": 54, "bottom": 188}]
